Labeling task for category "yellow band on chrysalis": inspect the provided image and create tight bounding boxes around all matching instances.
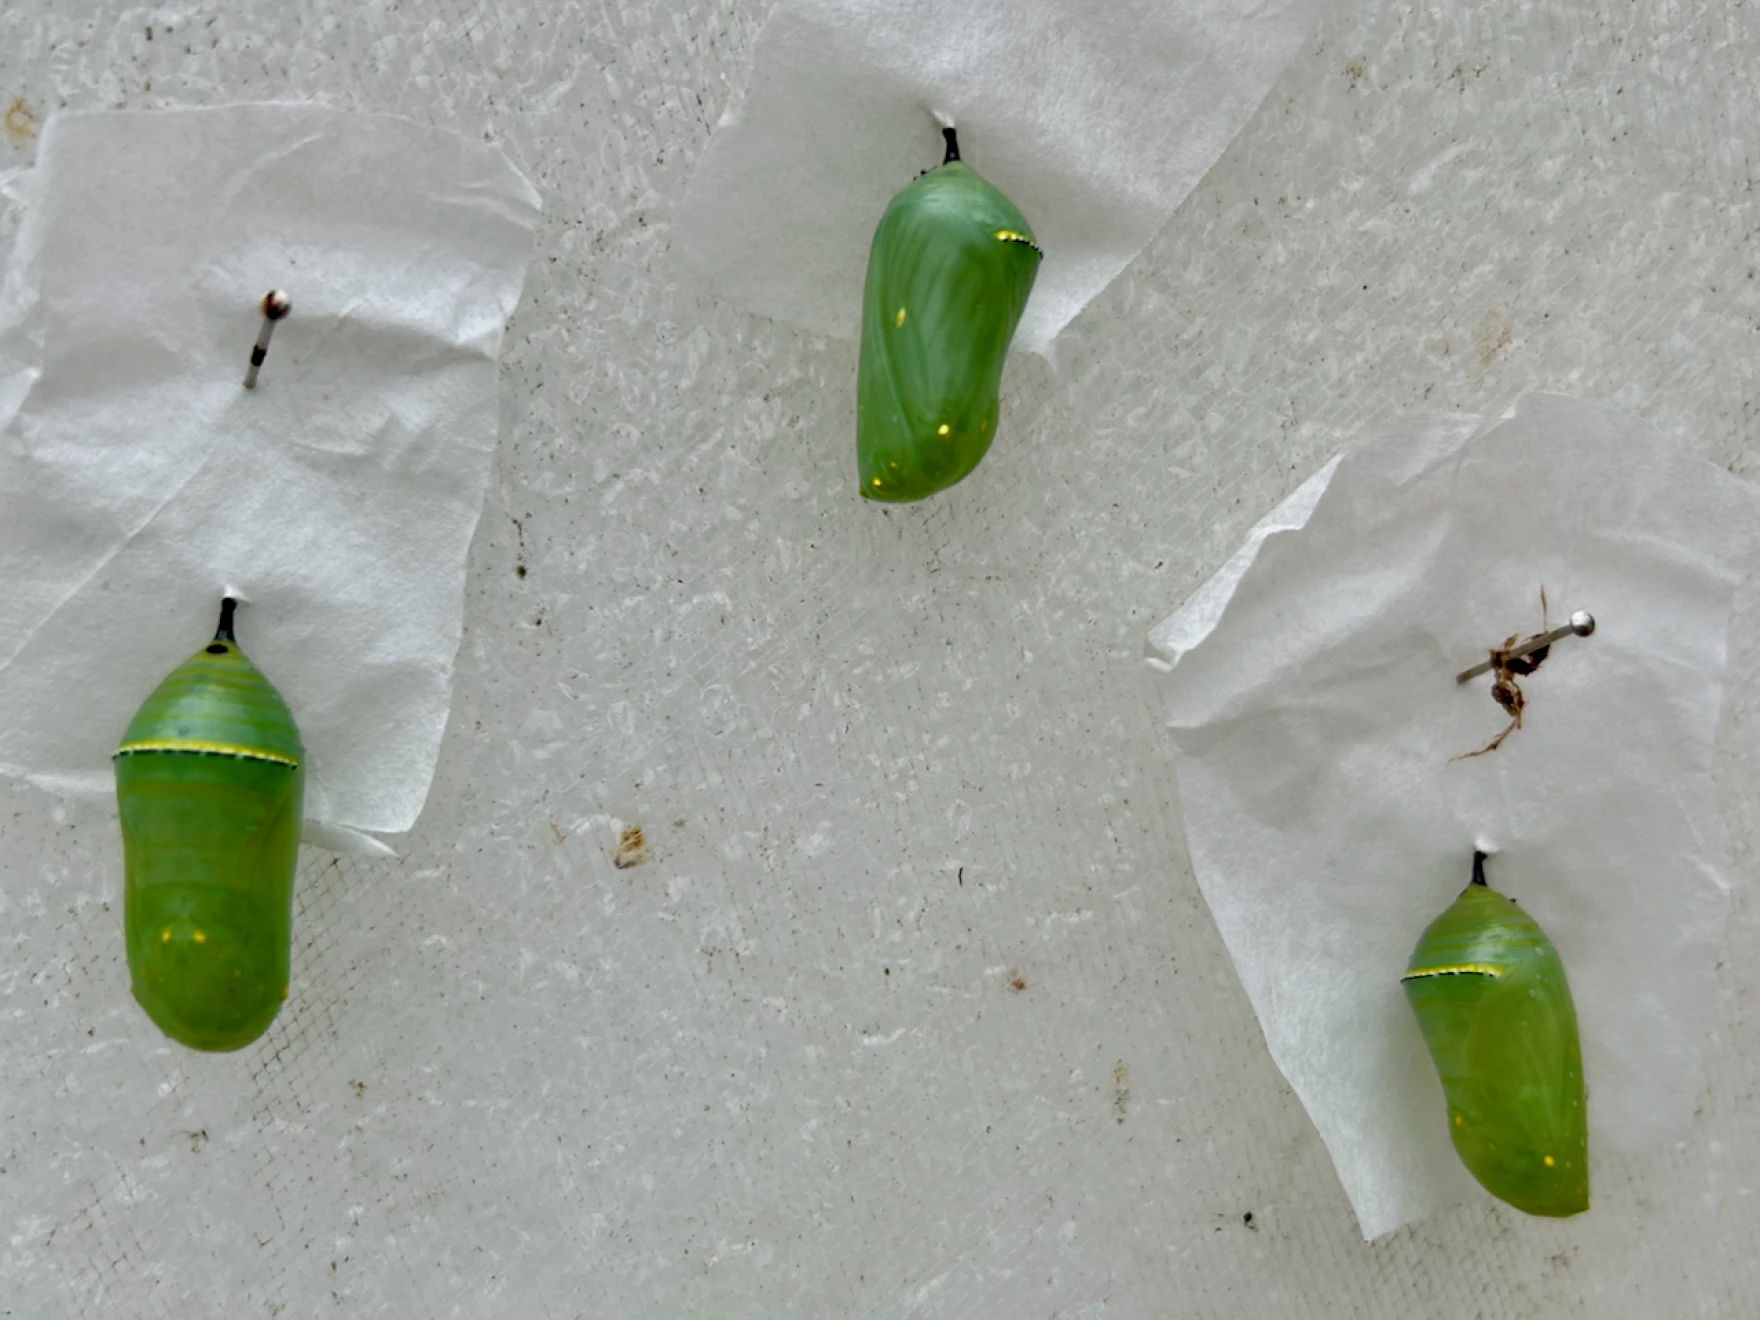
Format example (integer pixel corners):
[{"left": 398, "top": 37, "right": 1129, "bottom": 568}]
[
  {"left": 115, "top": 739, "right": 300, "bottom": 768},
  {"left": 1401, "top": 962, "right": 1504, "bottom": 981}
]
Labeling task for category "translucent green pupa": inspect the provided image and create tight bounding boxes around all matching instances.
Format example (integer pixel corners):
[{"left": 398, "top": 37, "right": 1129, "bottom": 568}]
[
  {"left": 856, "top": 126, "right": 1041, "bottom": 502},
  {"left": 1402, "top": 851, "right": 1589, "bottom": 1217},
  {"left": 114, "top": 598, "right": 304, "bottom": 1052}
]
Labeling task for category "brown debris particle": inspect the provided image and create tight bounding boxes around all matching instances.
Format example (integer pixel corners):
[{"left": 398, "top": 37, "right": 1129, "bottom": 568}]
[
  {"left": 613, "top": 825, "right": 648, "bottom": 869},
  {"left": 1007, "top": 971, "right": 1027, "bottom": 994},
  {"left": 3, "top": 98, "right": 39, "bottom": 145}
]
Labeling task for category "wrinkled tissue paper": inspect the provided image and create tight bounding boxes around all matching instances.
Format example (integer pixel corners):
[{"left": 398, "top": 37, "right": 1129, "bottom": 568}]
[
  {"left": 1145, "top": 394, "right": 1760, "bottom": 1238},
  {"left": 674, "top": 0, "right": 1320, "bottom": 357},
  {"left": 0, "top": 105, "right": 541, "bottom": 854}
]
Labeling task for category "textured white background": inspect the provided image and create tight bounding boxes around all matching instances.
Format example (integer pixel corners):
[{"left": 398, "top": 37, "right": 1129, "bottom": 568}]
[{"left": 1, "top": 1, "right": 1757, "bottom": 1316}]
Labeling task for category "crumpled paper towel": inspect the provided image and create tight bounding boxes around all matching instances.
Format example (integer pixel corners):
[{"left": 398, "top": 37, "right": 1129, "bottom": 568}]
[
  {"left": 674, "top": 0, "right": 1320, "bottom": 357},
  {"left": 1144, "top": 394, "right": 1760, "bottom": 1238},
  {"left": 0, "top": 105, "right": 541, "bottom": 854}
]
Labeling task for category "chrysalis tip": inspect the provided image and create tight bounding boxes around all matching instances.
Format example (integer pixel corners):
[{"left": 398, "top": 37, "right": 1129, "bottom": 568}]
[
  {"left": 1470, "top": 850, "right": 1490, "bottom": 886},
  {"left": 214, "top": 597, "right": 239, "bottom": 644},
  {"left": 940, "top": 125, "right": 960, "bottom": 165}
]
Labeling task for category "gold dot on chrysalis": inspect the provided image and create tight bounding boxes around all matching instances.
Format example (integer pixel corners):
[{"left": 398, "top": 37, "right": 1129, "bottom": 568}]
[
  {"left": 937, "top": 423, "right": 950, "bottom": 436},
  {"left": 981, "top": 417, "right": 990, "bottom": 430},
  {"left": 161, "top": 928, "right": 172, "bottom": 944},
  {"left": 871, "top": 478, "right": 882, "bottom": 488},
  {"left": 1453, "top": 1113, "right": 1463, "bottom": 1127},
  {"left": 1543, "top": 1155, "right": 1556, "bottom": 1167},
  {"left": 895, "top": 307, "right": 906, "bottom": 328},
  {"left": 192, "top": 930, "right": 207, "bottom": 945},
  {"left": 282, "top": 986, "right": 290, "bottom": 1000}
]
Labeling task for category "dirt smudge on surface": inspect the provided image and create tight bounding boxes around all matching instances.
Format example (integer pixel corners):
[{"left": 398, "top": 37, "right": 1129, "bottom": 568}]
[
  {"left": 3, "top": 98, "right": 40, "bottom": 146},
  {"left": 1476, "top": 308, "right": 1511, "bottom": 363}
]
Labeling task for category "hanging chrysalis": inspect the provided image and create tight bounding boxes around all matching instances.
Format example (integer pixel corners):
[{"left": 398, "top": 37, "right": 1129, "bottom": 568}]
[
  {"left": 1402, "top": 851, "right": 1589, "bottom": 1217},
  {"left": 856, "top": 124, "right": 1041, "bottom": 502},
  {"left": 114, "top": 598, "right": 304, "bottom": 1052}
]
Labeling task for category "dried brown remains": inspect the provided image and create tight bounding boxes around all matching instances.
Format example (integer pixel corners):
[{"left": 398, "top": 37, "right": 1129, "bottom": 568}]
[{"left": 1453, "top": 589, "right": 1554, "bottom": 761}]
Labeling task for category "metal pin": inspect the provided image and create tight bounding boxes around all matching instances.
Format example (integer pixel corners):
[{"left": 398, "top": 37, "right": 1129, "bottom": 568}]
[
  {"left": 1456, "top": 611, "right": 1595, "bottom": 684},
  {"left": 242, "top": 290, "right": 291, "bottom": 389}
]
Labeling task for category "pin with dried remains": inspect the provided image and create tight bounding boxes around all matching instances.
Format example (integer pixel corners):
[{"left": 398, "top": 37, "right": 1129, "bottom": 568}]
[
  {"left": 242, "top": 290, "right": 291, "bottom": 389},
  {"left": 1456, "top": 611, "right": 1595, "bottom": 684},
  {"left": 1453, "top": 599, "right": 1594, "bottom": 760}
]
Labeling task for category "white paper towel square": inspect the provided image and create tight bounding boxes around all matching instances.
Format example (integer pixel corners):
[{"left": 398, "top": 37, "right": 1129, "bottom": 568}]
[
  {"left": 0, "top": 105, "right": 541, "bottom": 850},
  {"left": 674, "top": 0, "right": 1320, "bottom": 357},
  {"left": 1145, "top": 395, "right": 1760, "bottom": 1238}
]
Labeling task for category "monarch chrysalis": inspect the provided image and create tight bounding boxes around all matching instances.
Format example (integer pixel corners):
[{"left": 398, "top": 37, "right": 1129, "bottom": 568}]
[
  {"left": 856, "top": 126, "right": 1041, "bottom": 502},
  {"left": 1402, "top": 851, "right": 1588, "bottom": 1217},
  {"left": 114, "top": 598, "right": 304, "bottom": 1052}
]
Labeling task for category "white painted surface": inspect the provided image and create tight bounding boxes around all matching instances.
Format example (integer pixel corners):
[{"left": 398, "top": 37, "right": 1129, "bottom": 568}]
[{"left": 1, "top": 1, "right": 1757, "bottom": 1315}]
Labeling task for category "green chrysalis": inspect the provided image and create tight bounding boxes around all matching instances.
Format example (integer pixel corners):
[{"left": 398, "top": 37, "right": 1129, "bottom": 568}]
[
  {"left": 114, "top": 598, "right": 304, "bottom": 1052},
  {"left": 1402, "top": 851, "right": 1588, "bottom": 1217},
  {"left": 856, "top": 126, "right": 1041, "bottom": 502}
]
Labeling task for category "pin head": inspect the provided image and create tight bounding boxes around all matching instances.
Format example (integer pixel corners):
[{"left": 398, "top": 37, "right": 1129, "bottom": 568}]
[
  {"left": 1568, "top": 611, "right": 1594, "bottom": 637},
  {"left": 261, "top": 290, "right": 292, "bottom": 321}
]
